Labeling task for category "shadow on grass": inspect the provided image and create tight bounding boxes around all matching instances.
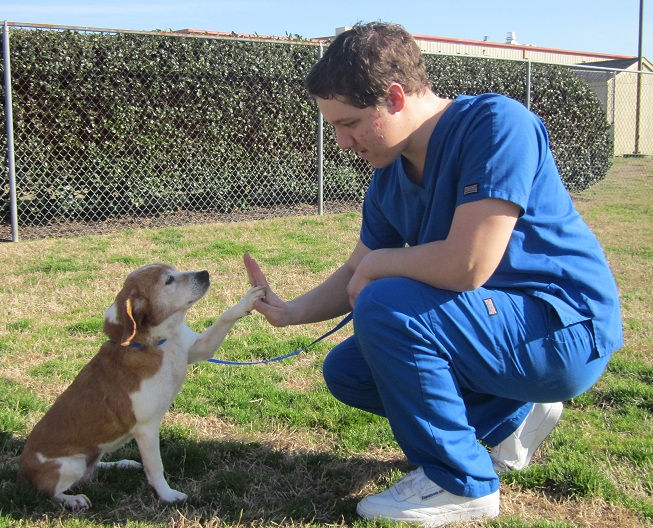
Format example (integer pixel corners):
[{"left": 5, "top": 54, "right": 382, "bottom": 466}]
[{"left": 0, "top": 430, "right": 412, "bottom": 526}]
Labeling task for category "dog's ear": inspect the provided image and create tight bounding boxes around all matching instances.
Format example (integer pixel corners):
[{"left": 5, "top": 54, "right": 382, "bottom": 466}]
[
  {"left": 119, "top": 297, "right": 139, "bottom": 346},
  {"left": 119, "top": 295, "right": 150, "bottom": 346}
]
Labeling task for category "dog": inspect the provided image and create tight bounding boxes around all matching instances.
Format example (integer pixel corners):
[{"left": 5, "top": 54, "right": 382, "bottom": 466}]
[{"left": 18, "top": 263, "right": 265, "bottom": 510}]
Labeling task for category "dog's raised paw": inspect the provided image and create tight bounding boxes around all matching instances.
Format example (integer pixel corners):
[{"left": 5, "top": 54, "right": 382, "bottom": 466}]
[{"left": 246, "top": 285, "right": 266, "bottom": 306}]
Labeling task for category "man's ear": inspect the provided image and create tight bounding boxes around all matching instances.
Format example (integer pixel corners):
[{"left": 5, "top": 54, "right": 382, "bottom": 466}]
[{"left": 386, "top": 83, "right": 406, "bottom": 114}]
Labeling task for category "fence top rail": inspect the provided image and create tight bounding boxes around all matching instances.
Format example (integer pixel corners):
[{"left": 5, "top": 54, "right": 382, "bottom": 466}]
[
  {"left": 566, "top": 62, "right": 653, "bottom": 75},
  {"left": 421, "top": 48, "right": 653, "bottom": 75},
  {"left": 2, "top": 20, "right": 322, "bottom": 47},
  {"left": 6, "top": 20, "right": 650, "bottom": 75}
]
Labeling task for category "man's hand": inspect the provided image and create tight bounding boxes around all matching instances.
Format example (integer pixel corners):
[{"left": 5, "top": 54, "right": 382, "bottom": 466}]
[
  {"left": 346, "top": 249, "right": 381, "bottom": 308},
  {"left": 243, "top": 252, "right": 291, "bottom": 327}
]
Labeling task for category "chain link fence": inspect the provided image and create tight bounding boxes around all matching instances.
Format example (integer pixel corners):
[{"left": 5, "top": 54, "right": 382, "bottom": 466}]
[
  {"left": 1, "top": 24, "right": 371, "bottom": 242},
  {"left": 2, "top": 23, "right": 651, "bottom": 242},
  {"left": 570, "top": 66, "right": 653, "bottom": 157}
]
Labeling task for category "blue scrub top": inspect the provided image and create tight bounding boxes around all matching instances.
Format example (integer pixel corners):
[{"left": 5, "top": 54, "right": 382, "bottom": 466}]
[{"left": 360, "top": 93, "right": 623, "bottom": 357}]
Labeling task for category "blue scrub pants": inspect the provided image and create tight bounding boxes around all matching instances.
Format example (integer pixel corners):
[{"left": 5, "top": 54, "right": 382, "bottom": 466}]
[{"left": 322, "top": 278, "right": 611, "bottom": 498}]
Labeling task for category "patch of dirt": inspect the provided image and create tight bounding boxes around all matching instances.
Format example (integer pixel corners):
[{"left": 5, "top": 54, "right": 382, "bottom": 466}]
[{"left": 500, "top": 483, "right": 646, "bottom": 528}]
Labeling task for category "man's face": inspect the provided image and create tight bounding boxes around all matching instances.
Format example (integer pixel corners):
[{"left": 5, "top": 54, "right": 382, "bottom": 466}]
[{"left": 316, "top": 96, "right": 404, "bottom": 169}]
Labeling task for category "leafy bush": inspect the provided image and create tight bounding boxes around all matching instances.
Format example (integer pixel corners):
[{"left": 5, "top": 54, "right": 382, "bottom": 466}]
[{"left": 1, "top": 29, "right": 612, "bottom": 225}]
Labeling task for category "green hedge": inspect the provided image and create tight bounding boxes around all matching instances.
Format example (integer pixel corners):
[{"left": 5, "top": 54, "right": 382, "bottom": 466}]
[{"left": 1, "top": 29, "right": 612, "bottom": 225}]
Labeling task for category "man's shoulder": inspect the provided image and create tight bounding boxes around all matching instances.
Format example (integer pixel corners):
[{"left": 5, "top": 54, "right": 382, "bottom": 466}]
[
  {"left": 448, "top": 93, "right": 535, "bottom": 136},
  {"left": 456, "top": 93, "right": 526, "bottom": 113}
]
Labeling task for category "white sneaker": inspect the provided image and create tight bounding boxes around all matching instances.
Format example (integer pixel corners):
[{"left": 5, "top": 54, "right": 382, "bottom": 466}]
[
  {"left": 356, "top": 468, "right": 500, "bottom": 526},
  {"left": 491, "top": 402, "right": 563, "bottom": 473}
]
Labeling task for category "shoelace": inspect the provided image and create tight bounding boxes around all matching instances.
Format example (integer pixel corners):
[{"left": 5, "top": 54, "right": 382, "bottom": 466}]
[{"left": 393, "top": 469, "right": 443, "bottom": 500}]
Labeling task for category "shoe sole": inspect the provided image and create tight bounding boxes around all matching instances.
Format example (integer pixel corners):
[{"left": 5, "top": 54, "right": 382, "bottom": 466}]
[{"left": 356, "top": 496, "right": 500, "bottom": 526}]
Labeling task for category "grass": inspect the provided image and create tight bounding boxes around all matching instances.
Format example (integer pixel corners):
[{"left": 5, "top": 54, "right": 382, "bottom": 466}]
[{"left": 0, "top": 158, "right": 652, "bottom": 527}]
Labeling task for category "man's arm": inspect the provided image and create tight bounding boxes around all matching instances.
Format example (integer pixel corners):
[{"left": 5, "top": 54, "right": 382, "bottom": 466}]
[{"left": 347, "top": 198, "right": 520, "bottom": 303}]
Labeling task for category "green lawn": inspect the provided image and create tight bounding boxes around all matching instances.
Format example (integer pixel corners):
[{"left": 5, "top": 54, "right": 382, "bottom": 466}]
[{"left": 0, "top": 158, "right": 651, "bottom": 527}]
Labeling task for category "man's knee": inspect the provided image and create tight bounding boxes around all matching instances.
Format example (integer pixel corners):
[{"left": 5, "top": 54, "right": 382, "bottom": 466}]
[
  {"left": 322, "top": 344, "right": 344, "bottom": 391},
  {"left": 353, "top": 277, "right": 450, "bottom": 339},
  {"left": 322, "top": 337, "right": 385, "bottom": 415},
  {"left": 322, "top": 337, "right": 363, "bottom": 397},
  {"left": 354, "top": 277, "right": 412, "bottom": 328}
]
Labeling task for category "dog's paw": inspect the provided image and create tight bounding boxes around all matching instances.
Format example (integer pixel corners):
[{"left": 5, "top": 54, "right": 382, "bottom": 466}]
[
  {"left": 158, "top": 488, "right": 188, "bottom": 503},
  {"left": 98, "top": 459, "right": 142, "bottom": 470},
  {"left": 61, "top": 493, "right": 92, "bottom": 510},
  {"left": 237, "top": 285, "right": 266, "bottom": 316},
  {"left": 114, "top": 459, "right": 143, "bottom": 469}
]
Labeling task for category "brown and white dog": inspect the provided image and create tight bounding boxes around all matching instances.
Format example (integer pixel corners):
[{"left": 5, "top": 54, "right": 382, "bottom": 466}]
[{"left": 18, "top": 263, "right": 265, "bottom": 510}]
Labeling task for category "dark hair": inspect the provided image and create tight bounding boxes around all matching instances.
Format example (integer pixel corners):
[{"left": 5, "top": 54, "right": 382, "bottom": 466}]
[{"left": 304, "top": 21, "right": 431, "bottom": 108}]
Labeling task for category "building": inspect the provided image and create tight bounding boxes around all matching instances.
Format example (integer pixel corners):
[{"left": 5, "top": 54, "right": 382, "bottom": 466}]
[
  {"left": 337, "top": 28, "right": 652, "bottom": 156},
  {"left": 411, "top": 31, "right": 634, "bottom": 65}
]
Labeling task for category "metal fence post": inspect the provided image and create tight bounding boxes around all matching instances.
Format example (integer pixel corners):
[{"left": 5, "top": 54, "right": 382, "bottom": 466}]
[
  {"left": 611, "top": 70, "right": 617, "bottom": 154},
  {"left": 2, "top": 21, "right": 18, "bottom": 242},
  {"left": 526, "top": 59, "right": 532, "bottom": 110},
  {"left": 634, "top": 0, "right": 644, "bottom": 154},
  {"left": 316, "top": 42, "right": 324, "bottom": 215}
]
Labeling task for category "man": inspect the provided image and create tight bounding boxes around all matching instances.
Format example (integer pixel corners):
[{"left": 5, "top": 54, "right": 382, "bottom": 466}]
[{"left": 244, "top": 22, "right": 622, "bottom": 526}]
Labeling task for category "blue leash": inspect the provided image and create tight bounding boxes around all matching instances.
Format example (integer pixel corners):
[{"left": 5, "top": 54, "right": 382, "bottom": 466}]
[{"left": 206, "top": 312, "right": 353, "bottom": 366}]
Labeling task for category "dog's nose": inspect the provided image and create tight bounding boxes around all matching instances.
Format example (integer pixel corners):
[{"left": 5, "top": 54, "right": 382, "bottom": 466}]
[{"left": 197, "top": 270, "right": 209, "bottom": 282}]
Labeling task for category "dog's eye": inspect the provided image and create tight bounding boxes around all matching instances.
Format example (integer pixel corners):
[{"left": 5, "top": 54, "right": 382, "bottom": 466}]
[{"left": 165, "top": 276, "right": 175, "bottom": 285}]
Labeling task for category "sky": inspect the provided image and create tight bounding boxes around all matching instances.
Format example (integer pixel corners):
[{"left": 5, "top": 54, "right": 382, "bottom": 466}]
[{"left": 2, "top": 0, "right": 651, "bottom": 59}]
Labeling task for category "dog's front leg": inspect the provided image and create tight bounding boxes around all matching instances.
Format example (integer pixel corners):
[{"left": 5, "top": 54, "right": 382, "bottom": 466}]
[
  {"left": 132, "top": 425, "right": 187, "bottom": 503},
  {"left": 187, "top": 285, "right": 266, "bottom": 363}
]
